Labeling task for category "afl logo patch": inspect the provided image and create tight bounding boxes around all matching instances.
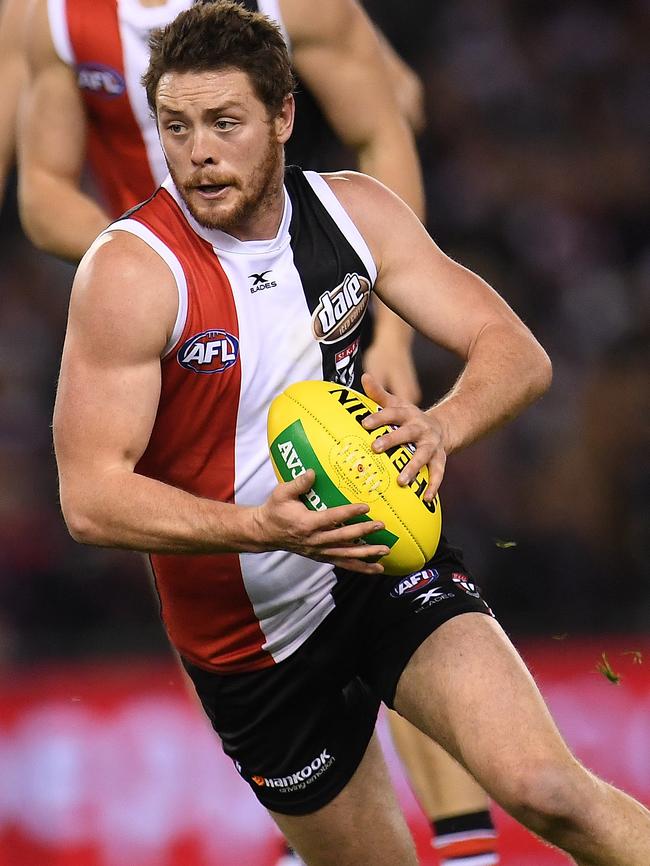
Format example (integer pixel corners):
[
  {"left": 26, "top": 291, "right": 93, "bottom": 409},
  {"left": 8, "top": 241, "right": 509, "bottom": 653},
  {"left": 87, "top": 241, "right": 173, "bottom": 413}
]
[
  {"left": 312, "top": 273, "right": 370, "bottom": 344},
  {"left": 390, "top": 568, "right": 439, "bottom": 598},
  {"left": 178, "top": 330, "right": 239, "bottom": 374},
  {"left": 76, "top": 63, "right": 126, "bottom": 97}
]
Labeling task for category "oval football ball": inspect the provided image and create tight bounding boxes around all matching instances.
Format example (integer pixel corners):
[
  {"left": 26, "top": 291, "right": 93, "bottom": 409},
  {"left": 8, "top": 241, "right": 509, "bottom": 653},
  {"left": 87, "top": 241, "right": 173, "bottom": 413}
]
[{"left": 267, "top": 380, "right": 442, "bottom": 576}]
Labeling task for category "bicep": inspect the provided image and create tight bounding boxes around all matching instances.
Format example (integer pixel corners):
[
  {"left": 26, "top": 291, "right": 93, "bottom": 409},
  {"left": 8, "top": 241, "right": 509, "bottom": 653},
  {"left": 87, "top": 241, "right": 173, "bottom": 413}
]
[
  {"left": 377, "top": 218, "right": 532, "bottom": 358},
  {"left": 0, "top": 0, "right": 29, "bottom": 177},
  {"left": 19, "top": 0, "right": 86, "bottom": 188},
  {"left": 328, "top": 173, "right": 532, "bottom": 358},
  {"left": 54, "top": 237, "right": 175, "bottom": 485}
]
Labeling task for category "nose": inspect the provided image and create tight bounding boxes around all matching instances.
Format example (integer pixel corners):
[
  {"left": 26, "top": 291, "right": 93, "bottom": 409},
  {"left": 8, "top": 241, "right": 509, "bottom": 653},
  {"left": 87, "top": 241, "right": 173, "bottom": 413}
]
[{"left": 190, "top": 127, "right": 217, "bottom": 166}]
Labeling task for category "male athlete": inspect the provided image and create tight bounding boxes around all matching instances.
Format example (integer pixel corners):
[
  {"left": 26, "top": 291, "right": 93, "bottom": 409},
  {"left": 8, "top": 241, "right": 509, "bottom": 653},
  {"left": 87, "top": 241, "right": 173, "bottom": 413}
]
[
  {"left": 16, "top": 1, "right": 501, "bottom": 860},
  {"left": 53, "top": 5, "right": 650, "bottom": 865}
]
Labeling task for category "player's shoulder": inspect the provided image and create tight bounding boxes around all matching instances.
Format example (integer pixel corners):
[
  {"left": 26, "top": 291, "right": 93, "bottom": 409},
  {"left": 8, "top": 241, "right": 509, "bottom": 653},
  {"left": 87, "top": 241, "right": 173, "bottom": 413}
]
[
  {"left": 318, "top": 171, "right": 418, "bottom": 262},
  {"left": 73, "top": 229, "right": 177, "bottom": 326}
]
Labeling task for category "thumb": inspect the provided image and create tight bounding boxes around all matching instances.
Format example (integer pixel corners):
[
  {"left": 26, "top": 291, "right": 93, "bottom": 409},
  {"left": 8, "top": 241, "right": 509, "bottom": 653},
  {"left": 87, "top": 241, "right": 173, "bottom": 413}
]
[
  {"left": 361, "top": 371, "right": 393, "bottom": 407},
  {"left": 284, "top": 468, "right": 315, "bottom": 497}
]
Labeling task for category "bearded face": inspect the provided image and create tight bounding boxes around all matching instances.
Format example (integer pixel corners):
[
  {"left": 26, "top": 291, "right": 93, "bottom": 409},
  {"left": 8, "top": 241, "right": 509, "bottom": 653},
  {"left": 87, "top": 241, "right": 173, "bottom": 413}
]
[{"left": 157, "top": 69, "right": 291, "bottom": 239}]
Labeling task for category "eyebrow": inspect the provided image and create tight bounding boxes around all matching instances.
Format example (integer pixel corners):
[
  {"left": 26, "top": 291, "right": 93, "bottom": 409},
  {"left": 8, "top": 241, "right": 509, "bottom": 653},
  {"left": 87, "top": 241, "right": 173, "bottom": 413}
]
[{"left": 158, "top": 100, "right": 244, "bottom": 116}]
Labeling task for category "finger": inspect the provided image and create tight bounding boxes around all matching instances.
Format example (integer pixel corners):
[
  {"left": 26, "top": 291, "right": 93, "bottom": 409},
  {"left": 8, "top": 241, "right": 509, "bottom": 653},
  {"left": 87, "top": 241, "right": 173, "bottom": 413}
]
[
  {"left": 310, "top": 501, "right": 370, "bottom": 526},
  {"left": 396, "top": 448, "right": 434, "bottom": 486},
  {"left": 371, "top": 420, "right": 421, "bottom": 453},
  {"left": 326, "top": 556, "right": 385, "bottom": 575},
  {"left": 322, "top": 543, "right": 391, "bottom": 560},
  {"left": 312, "top": 521, "right": 385, "bottom": 546},
  {"left": 361, "top": 371, "right": 396, "bottom": 407},
  {"left": 280, "top": 468, "right": 315, "bottom": 499},
  {"left": 424, "top": 453, "right": 446, "bottom": 501}
]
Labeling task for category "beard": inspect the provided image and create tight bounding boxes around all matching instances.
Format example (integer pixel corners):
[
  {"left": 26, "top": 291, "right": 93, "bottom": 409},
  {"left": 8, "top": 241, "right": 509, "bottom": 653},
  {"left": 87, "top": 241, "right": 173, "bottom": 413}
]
[{"left": 170, "top": 132, "right": 284, "bottom": 234}]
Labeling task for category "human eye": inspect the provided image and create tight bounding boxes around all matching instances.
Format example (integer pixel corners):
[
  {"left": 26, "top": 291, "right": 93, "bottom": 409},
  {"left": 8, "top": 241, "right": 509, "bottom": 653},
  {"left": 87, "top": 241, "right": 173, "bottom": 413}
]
[
  {"left": 167, "top": 121, "right": 187, "bottom": 135},
  {"left": 215, "top": 119, "right": 238, "bottom": 131}
]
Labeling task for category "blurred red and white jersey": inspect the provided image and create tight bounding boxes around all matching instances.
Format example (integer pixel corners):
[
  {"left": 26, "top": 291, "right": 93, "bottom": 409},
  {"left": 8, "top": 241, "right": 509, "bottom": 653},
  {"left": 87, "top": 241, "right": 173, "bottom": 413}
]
[{"left": 47, "top": 0, "right": 288, "bottom": 215}]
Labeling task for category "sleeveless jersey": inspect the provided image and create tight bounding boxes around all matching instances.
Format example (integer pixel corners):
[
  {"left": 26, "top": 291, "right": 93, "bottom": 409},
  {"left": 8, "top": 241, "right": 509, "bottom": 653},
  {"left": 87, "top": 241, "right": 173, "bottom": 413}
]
[
  {"left": 47, "top": 0, "right": 289, "bottom": 216},
  {"left": 104, "top": 167, "right": 376, "bottom": 673}
]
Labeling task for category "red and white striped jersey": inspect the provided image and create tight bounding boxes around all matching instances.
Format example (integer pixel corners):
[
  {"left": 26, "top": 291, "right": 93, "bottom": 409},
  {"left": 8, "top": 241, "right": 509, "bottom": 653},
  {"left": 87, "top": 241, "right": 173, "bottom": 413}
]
[
  {"left": 47, "top": 0, "right": 288, "bottom": 216},
  {"left": 102, "top": 167, "right": 377, "bottom": 673}
]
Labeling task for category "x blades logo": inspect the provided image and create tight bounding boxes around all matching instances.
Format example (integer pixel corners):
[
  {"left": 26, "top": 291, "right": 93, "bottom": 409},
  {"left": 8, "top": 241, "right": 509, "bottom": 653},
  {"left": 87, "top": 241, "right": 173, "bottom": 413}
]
[
  {"left": 249, "top": 270, "right": 277, "bottom": 293},
  {"left": 414, "top": 586, "right": 455, "bottom": 611}
]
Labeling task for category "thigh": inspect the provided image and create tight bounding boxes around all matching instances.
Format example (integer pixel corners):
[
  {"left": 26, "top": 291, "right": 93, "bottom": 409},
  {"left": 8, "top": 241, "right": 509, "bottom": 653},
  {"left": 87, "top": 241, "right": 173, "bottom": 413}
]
[
  {"left": 393, "top": 613, "right": 576, "bottom": 805},
  {"left": 271, "top": 733, "right": 418, "bottom": 866}
]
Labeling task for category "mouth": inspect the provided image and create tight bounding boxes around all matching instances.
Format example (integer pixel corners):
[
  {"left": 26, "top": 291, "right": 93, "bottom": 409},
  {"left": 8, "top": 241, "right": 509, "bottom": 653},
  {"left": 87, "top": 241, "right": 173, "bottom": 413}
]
[{"left": 192, "top": 183, "right": 231, "bottom": 200}]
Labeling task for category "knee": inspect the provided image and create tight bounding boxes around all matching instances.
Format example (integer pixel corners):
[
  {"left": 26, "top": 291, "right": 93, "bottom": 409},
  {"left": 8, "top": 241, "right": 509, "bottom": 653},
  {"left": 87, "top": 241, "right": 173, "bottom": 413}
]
[{"left": 499, "top": 759, "right": 591, "bottom": 840}]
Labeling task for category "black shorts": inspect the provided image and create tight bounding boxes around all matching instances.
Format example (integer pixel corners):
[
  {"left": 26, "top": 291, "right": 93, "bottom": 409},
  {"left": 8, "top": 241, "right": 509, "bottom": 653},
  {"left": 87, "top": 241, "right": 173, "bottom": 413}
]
[{"left": 183, "top": 538, "right": 494, "bottom": 816}]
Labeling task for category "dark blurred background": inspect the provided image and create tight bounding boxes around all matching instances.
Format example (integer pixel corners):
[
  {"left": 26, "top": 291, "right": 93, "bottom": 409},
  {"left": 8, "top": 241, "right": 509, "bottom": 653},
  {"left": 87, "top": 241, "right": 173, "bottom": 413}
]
[{"left": 0, "top": 0, "right": 648, "bottom": 671}]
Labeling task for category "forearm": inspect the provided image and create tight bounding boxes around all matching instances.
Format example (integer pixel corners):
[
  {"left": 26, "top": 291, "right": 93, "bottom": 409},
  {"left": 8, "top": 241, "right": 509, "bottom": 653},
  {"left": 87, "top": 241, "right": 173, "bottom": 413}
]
[
  {"left": 60, "top": 468, "right": 263, "bottom": 554},
  {"left": 19, "top": 171, "right": 110, "bottom": 261},
  {"left": 356, "top": 124, "right": 424, "bottom": 222},
  {"left": 431, "top": 322, "right": 553, "bottom": 454}
]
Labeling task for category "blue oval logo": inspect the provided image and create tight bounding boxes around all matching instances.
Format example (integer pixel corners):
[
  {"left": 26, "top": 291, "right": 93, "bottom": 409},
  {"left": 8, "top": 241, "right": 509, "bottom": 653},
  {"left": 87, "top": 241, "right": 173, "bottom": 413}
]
[
  {"left": 77, "top": 63, "right": 126, "bottom": 97},
  {"left": 390, "top": 568, "right": 439, "bottom": 599},
  {"left": 178, "top": 329, "right": 239, "bottom": 374}
]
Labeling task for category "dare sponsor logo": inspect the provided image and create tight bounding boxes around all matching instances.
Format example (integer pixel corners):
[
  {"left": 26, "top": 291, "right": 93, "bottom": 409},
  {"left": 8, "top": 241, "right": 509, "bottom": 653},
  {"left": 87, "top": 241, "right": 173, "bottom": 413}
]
[
  {"left": 77, "top": 63, "right": 126, "bottom": 97},
  {"left": 312, "top": 273, "right": 370, "bottom": 344},
  {"left": 178, "top": 329, "right": 239, "bottom": 374},
  {"left": 390, "top": 568, "right": 439, "bottom": 598}
]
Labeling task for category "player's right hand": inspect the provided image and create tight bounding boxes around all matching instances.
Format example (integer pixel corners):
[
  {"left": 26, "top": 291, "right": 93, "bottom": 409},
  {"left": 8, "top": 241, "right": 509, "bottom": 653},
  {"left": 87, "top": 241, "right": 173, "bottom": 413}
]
[{"left": 253, "top": 470, "right": 388, "bottom": 573}]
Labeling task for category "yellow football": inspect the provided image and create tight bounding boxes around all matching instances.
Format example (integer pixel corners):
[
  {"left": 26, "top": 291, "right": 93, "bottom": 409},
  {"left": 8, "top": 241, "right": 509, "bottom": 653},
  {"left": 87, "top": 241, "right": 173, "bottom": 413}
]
[{"left": 267, "top": 380, "right": 442, "bottom": 576}]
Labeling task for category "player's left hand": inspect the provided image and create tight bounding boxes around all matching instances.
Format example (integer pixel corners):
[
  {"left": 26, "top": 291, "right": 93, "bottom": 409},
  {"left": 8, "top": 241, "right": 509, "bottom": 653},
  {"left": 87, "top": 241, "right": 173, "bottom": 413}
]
[
  {"left": 361, "top": 372, "right": 446, "bottom": 501},
  {"left": 362, "top": 339, "right": 422, "bottom": 405}
]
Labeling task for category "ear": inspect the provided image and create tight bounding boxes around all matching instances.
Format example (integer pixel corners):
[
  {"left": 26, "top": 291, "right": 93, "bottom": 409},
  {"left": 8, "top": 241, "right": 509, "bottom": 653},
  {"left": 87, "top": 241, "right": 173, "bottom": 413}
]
[{"left": 274, "top": 93, "right": 295, "bottom": 144}]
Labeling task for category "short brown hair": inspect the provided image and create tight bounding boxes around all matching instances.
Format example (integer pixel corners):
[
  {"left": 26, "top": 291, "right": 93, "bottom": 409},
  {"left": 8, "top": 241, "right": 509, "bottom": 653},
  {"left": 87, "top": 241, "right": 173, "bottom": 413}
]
[{"left": 142, "top": 0, "right": 295, "bottom": 116}]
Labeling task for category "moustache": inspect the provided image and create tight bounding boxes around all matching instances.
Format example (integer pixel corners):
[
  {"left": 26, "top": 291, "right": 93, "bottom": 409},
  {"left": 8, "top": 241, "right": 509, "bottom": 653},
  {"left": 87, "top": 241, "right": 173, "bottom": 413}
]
[{"left": 184, "top": 174, "right": 239, "bottom": 191}]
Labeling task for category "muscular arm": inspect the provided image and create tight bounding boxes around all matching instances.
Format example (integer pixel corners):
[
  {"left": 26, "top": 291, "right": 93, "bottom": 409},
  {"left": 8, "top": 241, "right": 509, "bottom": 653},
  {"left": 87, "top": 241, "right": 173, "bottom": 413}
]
[
  {"left": 54, "top": 232, "right": 386, "bottom": 572},
  {"left": 282, "top": 0, "right": 423, "bottom": 398},
  {"left": 0, "top": 0, "right": 28, "bottom": 204},
  {"left": 18, "top": 0, "right": 110, "bottom": 260},
  {"left": 327, "top": 172, "right": 553, "bottom": 455}
]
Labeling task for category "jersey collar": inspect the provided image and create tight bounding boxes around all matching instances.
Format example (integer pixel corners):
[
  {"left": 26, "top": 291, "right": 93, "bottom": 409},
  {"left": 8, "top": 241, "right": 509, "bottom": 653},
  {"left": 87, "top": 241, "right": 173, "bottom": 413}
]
[{"left": 162, "top": 175, "right": 292, "bottom": 255}]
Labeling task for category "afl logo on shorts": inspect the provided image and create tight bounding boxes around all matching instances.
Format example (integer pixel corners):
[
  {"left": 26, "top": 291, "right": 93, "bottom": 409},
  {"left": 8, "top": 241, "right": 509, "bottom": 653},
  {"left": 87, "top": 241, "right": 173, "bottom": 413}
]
[
  {"left": 390, "top": 568, "right": 439, "bottom": 598},
  {"left": 178, "top": 329, "right": 239, "bottom": 374},
  {"left": 76, "top": 63, "right": 126, "bottom": 97}
]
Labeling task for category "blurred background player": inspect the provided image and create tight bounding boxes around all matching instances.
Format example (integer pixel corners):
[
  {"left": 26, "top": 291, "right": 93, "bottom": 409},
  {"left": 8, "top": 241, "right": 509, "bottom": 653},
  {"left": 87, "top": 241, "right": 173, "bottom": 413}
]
[
  {"left": 13, "top": 0, "right": 500, "bottom": 864},
  {"left": 0, "top": 0, "right": 27, "bottom": 203}
]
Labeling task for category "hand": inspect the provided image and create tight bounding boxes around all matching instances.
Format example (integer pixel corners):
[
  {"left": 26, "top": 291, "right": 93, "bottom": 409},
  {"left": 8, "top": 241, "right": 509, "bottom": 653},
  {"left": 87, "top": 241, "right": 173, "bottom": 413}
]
[
  {"left": 363, "top": 337, "right": 422, "bottom": 405},
  {"left": 361, "top": 372, "right": 446, "bottom": 501},
  {"left": 254, "top": 470, "right": 389, "bottom": 574}
]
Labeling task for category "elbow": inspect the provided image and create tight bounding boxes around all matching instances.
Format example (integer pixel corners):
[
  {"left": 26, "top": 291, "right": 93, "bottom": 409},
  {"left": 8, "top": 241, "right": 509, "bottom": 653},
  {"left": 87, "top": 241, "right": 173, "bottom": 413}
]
[
  {"left": 62, "top": 507, "right": 100, "bottom": 546},
  {"left": 59, "top": 490, "right": 106, "bottom": 546},
  {"left": 18, "top": 187, "right": 50, "bottom": 253},
  {"left": 530, "top": 344, "right": 553, "bottom": 399}
]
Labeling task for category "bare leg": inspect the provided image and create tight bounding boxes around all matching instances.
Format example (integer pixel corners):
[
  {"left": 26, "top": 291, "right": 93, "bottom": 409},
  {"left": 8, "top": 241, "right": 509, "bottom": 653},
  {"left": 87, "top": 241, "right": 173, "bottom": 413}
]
[
  {"left": 270, "top": 733, "right": 418, "bottom": 866},
  {"left": 388, "top": 710, "right": 489, "bottom": 818},
  {"left": 394, "top": 613, "right": 650, "bottom": 866}
]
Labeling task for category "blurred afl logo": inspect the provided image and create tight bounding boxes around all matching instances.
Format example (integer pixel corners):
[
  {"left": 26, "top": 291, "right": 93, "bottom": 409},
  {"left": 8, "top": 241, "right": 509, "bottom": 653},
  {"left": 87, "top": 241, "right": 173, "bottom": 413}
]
[
  {"left": 178, "top": 329, "right": 239, "bottom": 374},
  {"left": 77, "top": 63, "right": 126, "bottom": 97},
  {"left": 390, "top": 568, "right": 439, "bottom": 598}
]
